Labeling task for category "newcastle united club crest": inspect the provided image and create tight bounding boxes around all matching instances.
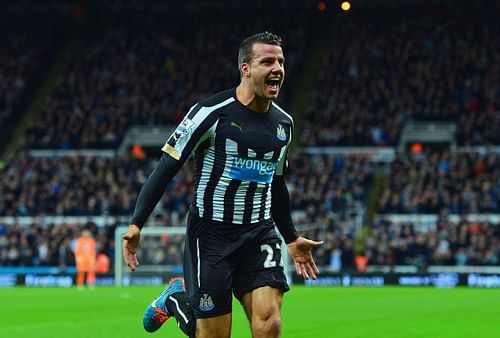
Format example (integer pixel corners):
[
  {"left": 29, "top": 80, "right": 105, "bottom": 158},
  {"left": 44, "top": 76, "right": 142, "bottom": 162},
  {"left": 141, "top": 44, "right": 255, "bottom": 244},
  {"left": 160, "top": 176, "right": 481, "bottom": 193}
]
[
  {"left": 199, "top": 293, "right": 214, "bottom": 311},
  {"left": 276, "top": 124, "right": 287, "bottom": 141}
]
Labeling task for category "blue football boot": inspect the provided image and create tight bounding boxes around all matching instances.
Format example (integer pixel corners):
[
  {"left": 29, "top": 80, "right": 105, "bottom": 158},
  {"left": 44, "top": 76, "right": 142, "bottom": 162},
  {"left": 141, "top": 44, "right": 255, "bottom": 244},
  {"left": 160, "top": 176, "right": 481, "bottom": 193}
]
[{"left": 143, "top": 277, "right": 185, "bottom": 332}]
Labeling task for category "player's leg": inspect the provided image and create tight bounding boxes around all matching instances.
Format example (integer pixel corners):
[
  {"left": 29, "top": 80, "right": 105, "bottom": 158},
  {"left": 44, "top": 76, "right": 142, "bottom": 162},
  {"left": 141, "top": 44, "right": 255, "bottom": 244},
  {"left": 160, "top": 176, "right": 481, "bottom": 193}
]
[
  {"left": 76, "top": 271, "right": 85, "bottom": 289},
  {"left": 195, "top": 314, "right": 232, "bottom": 338},
  {"left": 233, "top": 221, "right": 289, "bottom": 338},
  {"left": 241, "top": 286, "right": 283, "bottom": 338},
  {"left": 184, "top": 214, "right": 235, "bottom": 338},
  {"left": 87, "top": 271, "right": 96, "bottom": 288}
]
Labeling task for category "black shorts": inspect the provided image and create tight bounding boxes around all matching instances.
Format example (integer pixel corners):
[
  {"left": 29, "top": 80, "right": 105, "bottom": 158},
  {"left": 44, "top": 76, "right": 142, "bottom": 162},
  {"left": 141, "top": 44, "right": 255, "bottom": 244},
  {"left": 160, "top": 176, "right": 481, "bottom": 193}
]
[{"left": 183, "top": 212, "right": 290, "bottom": 318}]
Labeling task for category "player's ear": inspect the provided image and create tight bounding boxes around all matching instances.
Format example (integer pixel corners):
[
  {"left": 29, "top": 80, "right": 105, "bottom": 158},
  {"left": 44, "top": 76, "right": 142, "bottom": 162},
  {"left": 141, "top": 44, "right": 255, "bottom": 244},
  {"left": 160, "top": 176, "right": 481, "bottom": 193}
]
[{"left": 241, "top": 63, "right": 250, "bottom": 78}]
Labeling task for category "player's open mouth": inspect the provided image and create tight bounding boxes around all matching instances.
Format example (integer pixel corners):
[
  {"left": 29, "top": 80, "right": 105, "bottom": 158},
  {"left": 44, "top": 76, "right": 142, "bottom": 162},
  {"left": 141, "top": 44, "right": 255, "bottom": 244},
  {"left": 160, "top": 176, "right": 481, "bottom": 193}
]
[{"left": 265, "top": 78, "right": 281, "bottom": 91}]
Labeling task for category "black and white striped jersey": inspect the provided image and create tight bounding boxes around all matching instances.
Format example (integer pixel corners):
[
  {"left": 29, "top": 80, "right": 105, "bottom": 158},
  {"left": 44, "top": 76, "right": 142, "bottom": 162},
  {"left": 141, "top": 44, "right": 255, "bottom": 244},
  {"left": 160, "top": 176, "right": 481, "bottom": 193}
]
[{"left": 161, "top": 88, "right": 293, "bottom": 224}]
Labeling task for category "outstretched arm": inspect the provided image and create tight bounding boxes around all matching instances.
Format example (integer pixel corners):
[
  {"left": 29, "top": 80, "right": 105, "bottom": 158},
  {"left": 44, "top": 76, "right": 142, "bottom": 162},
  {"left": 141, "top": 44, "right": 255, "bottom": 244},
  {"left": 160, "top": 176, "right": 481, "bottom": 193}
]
[
  {"left": 123, "top": 154, "right": 182, "bottom": 271},
  {"left": 271, "top": 175, "right": 323, "bottom": 279},
  {"left": 124, "top": 104, "right": 213, "bottom": 271}
]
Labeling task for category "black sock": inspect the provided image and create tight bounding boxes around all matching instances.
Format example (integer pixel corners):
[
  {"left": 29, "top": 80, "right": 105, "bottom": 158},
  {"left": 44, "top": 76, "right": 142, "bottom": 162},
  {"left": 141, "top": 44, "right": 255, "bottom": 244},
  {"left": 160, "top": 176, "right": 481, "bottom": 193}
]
[{"left": 166, "top": 292, "right": 196, "bottom": 338}]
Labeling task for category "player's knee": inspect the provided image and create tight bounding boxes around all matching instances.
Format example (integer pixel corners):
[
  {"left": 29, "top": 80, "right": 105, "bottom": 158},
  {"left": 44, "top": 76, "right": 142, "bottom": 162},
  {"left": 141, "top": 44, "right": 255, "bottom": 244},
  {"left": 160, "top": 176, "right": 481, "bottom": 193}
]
[
  {"left": 252, "top": 315, "right": 281, "bottom": 337},
  {"left": 267, "top": 316, "right": 282, "bottom": 336}
]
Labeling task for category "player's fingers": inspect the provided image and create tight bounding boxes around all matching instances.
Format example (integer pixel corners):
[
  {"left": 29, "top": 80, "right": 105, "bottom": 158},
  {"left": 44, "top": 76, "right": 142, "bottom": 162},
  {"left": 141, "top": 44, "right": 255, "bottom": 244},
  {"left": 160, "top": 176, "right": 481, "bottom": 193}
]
[
  {"left": 123, "top": 245, "right": 131, "bottom": 261},
  {"left": 306, "top": 263, "right": 318, "bottom": 279},
  {"left": 123, "top": 241, "right": 139, "bottom": 271},
  {"left": 122, "top": 238, "right": 131, "bottom": 250},
  {"left": 310, "top": 257, "right": 320, "bottom": 274},
  {"left": 301, "top": 263, "right": 310, "bottom": 279},
  {"left": 122, "top": 242, "right": 129, "bottom": 260},
  {"left": 126, "top": 253, "right": 138, "bottom": 271},
  {"left": 125, "top": 256, "right": 135, "bottom": 271},
  {"left": 302, "top": 261, "right": 312, "bottom": 278},
  {"left": 294, "top": 261, "right": 302, "bottom": 276},
  {"left": 123, "top": 248, "right": 132, "bottom": 261}
]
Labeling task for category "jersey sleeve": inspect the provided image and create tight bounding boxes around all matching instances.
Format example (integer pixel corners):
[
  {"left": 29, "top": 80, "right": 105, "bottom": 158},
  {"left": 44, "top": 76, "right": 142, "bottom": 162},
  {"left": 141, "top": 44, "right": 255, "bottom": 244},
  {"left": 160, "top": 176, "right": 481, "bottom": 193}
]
[
  {"left": 271, "top": 113, "right": 298, "bottom": 243},
  {"left": 129, "top": 154, "right": 182, "bottom": 228},
  {"left": 161, "top": 103, "right": 214, "bottom": 163},
  {"left": 275, "top": 118, "right": 293, "bottom": 176}
]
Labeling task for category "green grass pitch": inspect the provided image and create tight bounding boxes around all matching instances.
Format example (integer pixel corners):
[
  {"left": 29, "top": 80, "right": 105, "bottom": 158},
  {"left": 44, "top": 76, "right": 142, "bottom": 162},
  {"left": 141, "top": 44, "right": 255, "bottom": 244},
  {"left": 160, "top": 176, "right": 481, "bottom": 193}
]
[{"left": 1, "top": 286, "right": 499, "bottom": 338}]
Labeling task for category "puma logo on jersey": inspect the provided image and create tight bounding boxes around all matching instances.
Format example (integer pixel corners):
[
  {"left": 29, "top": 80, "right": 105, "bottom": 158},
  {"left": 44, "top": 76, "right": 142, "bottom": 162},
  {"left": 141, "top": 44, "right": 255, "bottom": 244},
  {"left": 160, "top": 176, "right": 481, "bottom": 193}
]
[{"left": 231, "top": 121, "right": 243, "bottom": 132}]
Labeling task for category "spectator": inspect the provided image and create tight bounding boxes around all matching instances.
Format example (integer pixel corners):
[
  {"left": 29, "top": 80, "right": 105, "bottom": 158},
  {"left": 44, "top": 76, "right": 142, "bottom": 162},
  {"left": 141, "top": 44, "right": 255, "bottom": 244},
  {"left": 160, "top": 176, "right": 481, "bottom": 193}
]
[
  {"left": 379, "top": 151, "right": 500, "bottom": 214},
  {"left": 365, "top": 216, "right": 500, "bottom": 267},
  {"left": 302, "top": 5, "right": 500, "bottom": 147}
]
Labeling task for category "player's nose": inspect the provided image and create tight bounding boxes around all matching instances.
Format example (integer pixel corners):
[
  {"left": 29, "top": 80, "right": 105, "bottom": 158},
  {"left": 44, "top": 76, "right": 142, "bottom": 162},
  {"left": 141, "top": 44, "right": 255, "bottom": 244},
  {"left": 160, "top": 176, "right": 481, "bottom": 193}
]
[{"left": 271, "top": 65, "right": 283, "bottom": 77}]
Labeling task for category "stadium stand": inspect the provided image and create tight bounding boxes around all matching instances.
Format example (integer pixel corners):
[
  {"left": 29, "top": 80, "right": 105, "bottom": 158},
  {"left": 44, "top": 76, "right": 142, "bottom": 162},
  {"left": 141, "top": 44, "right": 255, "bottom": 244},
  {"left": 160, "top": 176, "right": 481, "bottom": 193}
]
[
  {"left": 0, "top": 154, "right": 148, "bottom": 216},
  {"left": 1, "top": 1, "right": 499, "bottom": 276},
  {"left": 301, "top": 5, "right": 500, "bottom": 147},
  {"left": 379, "top": 150, "right": 500, "bottom": 214},
  {"left": 365, "top": 215, "right": 500, "bottom": 267},
  {"left": 22, "top": 6, "right": 309, "bottom": 149},
  {"left": 0, "top": 220, "right": 117, "bottom": 268},
  {"left": 0, "top": 6, "right": 67, "bottom": 153}
]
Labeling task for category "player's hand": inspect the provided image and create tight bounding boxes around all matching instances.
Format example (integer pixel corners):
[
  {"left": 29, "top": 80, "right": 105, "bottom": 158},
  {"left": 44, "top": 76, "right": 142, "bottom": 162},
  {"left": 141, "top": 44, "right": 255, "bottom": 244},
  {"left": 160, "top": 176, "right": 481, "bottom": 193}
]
[
  {"left": 287, "top": 236, "right": 323, "bottom": 279},
  {"left": 122, "top": 224, "right": 141, "bottom": 271}
]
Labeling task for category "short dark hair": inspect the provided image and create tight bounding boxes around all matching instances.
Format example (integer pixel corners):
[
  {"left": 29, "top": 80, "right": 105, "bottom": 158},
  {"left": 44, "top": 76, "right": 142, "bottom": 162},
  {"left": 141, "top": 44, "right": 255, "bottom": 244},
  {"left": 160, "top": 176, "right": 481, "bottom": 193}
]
[{"left": 238, "top": 31, "right": 283, "bottom": 73}]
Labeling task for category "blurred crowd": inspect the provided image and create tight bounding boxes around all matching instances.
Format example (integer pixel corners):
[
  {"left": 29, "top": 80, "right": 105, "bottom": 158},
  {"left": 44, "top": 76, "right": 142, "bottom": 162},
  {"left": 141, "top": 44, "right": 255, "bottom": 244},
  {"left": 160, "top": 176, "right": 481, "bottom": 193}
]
[
  {"left": 1, "top": 2, "right": 500, "bottom": 272},
  {"left": 22, "top": 6, "right": 309, "bottom": 149},
  {"left": 0, "top": 152, "right": 373, "bottom": 220},
  {"left": 0, "top": 6, "right": 66, "bottom": 151},
  {"left": 0, "top": 221, "right": 114, "bottom": 268},
  {"left": 3, "top": 216, "right": 498, "bottom": 271},
  {"left": 301, "top": 6, "right": 500, "bottom": 147},
  {"left": 1, "top": 36, "right": 41, "bottom": 137},
  {"left": 0, "top": 154, "right": 148, "bottom": 216},
  {"left": 365, "top": 216, "right": 500, "bottom": 267},
  {"left": 0, "top": 219, "right": 189, "bottom": 270},
  {"left": 379, "top": 151, "right": 500, "bottom": 214},
  {"left": 5, "top": 150, "right": 498, "bottom": 270},
  {"left": 0, "top": 152, "right": 373, "bottom": 269},
  {"left": 287, "top": 153, "right": 374, "bottom": 222}
]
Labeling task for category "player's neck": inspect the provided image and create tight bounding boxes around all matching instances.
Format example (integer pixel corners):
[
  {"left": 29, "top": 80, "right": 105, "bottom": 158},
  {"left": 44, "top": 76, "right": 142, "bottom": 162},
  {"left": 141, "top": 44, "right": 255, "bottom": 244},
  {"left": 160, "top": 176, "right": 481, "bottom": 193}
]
[{"left": 236, "top": 84, "right": 270, "bottom": 113}]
